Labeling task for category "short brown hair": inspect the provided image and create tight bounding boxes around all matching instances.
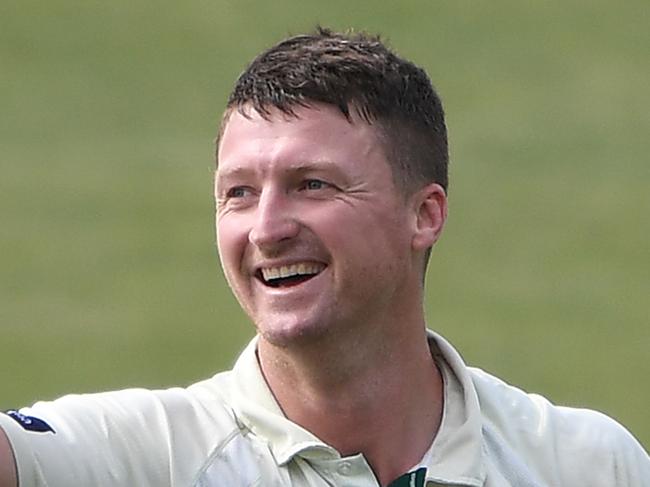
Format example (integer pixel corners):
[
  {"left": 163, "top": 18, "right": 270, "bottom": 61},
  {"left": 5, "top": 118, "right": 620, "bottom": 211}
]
[{"left": 218, "top": 27, "right": 449, "bottom": 194}]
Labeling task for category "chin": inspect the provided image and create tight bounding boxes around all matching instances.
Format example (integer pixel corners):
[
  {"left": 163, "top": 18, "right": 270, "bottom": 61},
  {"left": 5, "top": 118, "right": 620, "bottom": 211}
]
[{"left": 256, "top": 316, "right": 332, "bottom": 349}]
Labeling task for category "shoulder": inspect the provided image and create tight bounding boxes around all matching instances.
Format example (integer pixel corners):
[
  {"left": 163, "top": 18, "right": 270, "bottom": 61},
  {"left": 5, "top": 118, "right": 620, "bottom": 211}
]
[
  {"left": 29, "top": 371, "right": 239, "bottom": 446},
  {"left": 467, "top": 367, "right": 650, "bottom": 485},
  {"left": 0, "top": 371, "right": 241, "bottom": 486}
]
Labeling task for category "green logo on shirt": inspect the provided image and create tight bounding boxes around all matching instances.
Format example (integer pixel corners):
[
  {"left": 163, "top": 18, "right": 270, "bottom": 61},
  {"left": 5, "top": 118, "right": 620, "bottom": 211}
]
[{"left": 387, "top": 467, "right": 426, "bottom": 487}]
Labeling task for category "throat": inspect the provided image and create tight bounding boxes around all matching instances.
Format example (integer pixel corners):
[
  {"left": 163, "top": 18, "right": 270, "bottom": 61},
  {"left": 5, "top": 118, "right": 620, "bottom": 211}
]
[{"left": 257, "top": 337, "right": 444, "bottom": 486}]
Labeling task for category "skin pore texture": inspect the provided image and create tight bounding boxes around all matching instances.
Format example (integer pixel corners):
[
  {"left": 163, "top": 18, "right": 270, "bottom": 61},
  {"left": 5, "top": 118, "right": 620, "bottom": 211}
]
[{"left": 216, "top": 103, "right": 448, "bottom": 485}]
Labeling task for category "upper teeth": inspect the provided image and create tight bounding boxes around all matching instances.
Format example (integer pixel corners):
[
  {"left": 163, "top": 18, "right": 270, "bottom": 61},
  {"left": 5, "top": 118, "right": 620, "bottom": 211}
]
[{"left": 261, "top": 263, "right": 323, "bottom": 281}]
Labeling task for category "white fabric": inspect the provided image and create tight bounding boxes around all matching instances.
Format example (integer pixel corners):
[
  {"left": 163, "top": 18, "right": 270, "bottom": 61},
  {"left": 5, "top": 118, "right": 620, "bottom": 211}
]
[{"left": 1, "top": 331, "right": 648, "bottom": 486}]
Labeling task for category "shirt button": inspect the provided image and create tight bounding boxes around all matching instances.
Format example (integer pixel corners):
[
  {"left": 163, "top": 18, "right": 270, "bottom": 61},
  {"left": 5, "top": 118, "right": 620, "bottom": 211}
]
[{"left": 337, "top": 461, "right": 352, "bottom": 475}]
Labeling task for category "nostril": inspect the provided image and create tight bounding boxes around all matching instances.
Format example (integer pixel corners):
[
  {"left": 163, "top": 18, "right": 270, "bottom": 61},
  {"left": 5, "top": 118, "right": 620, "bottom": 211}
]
[{"left": 249, "top": 218, "right": 300, "bottom": 248}]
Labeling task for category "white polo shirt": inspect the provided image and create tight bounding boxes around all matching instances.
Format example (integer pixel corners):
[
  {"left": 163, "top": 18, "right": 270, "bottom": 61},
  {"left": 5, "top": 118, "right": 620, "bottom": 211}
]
[{"left": 1, "top": 331, "right": 648, "bottom": 486}]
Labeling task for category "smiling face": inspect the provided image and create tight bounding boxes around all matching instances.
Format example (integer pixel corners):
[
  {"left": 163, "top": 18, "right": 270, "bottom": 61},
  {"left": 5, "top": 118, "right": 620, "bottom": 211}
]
[{"left": 216, "top": 104, "right": 431, "bottom": 347}]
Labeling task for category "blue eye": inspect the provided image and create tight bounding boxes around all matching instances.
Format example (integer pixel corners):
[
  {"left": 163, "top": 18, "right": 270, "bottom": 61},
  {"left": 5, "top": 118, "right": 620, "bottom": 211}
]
[
  {"left": 303, "top": 179, "right": 326, "bottom": 190},
  {"left": 227, "top": 187, "right": 250, "bottom": 198}
]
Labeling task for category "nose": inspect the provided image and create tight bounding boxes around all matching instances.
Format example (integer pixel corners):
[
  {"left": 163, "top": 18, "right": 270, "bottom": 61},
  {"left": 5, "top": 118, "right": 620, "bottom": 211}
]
[{"left": 249, "top": 189, "right": 300, "bottom": 249}]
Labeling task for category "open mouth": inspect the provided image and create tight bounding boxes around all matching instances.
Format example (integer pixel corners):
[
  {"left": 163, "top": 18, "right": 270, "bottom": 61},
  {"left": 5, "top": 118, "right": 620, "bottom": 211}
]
[{"left": 258, "top": 262, "right": 325, "bottom": 288}]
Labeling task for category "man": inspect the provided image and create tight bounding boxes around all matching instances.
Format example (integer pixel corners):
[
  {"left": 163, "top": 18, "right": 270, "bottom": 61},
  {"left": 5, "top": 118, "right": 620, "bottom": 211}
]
[{"left": 0, "top": 28, "right": 648, "bottom": 487}]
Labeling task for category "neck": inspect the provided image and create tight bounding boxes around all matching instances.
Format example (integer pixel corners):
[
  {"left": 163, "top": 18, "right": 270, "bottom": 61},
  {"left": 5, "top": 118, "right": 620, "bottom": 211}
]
[{"left": 258, "top": 323, "right": 443, "bottom": 486}]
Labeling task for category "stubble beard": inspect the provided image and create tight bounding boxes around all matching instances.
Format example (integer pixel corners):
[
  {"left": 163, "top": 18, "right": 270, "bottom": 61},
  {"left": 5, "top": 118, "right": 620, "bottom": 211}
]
[{"left": 252, "top": 305, "right": 340, "bottom": 351}]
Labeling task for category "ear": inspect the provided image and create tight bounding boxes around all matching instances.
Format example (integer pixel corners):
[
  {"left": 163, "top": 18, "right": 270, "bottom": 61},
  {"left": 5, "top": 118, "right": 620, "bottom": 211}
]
[{"left": 410, "top": 183, "right": 448, "bottom": 251}]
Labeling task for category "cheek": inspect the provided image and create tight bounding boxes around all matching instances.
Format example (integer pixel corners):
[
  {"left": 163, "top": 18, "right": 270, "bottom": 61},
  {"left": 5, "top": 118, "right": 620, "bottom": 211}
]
[
  {"left": 346, "top": 210, "right": 411, "bottom": 266},
  {"left": 315, "top": 208, "right": 395, "bottom": 259},
  {"left": 216, "top": 216, "right": 249, "bottom": 278}
]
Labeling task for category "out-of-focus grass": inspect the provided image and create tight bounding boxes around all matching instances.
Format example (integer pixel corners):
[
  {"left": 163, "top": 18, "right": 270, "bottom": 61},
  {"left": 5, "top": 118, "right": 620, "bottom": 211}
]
[{"left": 1, "top": 1, "right": 648, "bottom": 447}]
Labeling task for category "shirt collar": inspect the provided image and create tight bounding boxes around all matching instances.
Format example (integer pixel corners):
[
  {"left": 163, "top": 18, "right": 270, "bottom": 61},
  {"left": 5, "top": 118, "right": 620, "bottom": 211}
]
[
  {"left": 229, "top": 336, "right": 340, "bottom": 464},
  {"left": 229, "top": 331, "right": 486, "bottom": 485},
  {"left": 420, "top": 332, "right": 486, "bottom": 485}
]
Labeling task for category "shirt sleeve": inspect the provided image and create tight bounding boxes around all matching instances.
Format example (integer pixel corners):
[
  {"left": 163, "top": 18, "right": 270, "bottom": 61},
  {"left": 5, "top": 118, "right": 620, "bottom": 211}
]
[
  {"left": 0, "top": 389, "right": 175, "bottom": 487},
  {"left": 609, "top": 419, "right": 650, "bottom": 486},
  {"left": 555, "top": 406, "right": 650, "bottom": 486}
]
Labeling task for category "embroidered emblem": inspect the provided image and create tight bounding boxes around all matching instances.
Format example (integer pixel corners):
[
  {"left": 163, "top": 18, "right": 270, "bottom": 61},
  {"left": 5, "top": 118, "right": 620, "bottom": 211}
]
[{"left": 5, "top": 410, "right": 56, "bottom": 433}]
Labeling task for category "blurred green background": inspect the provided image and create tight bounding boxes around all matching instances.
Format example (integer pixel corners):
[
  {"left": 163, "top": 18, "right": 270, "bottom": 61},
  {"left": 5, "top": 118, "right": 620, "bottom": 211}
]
[{"left": 1, "top": 0, "right": 648, "bottom": 448}]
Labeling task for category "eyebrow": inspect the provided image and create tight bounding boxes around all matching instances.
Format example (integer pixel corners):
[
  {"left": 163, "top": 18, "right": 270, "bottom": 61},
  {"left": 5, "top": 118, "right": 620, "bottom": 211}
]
[{"left": 215, "top": 166, "right": 254, "bottom": 180}]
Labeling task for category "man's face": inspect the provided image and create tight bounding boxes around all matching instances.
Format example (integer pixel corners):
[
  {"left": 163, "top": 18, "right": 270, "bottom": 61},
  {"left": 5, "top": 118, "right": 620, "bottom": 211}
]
[{"left": 215, "top": 104, "right": 420, "bottom": 346}]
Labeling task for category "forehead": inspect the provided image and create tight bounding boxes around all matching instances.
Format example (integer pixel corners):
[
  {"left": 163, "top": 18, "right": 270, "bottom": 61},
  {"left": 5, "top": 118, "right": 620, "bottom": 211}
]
[{"left": 217, "top": 103, "right": 385, "bottom": 177}]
